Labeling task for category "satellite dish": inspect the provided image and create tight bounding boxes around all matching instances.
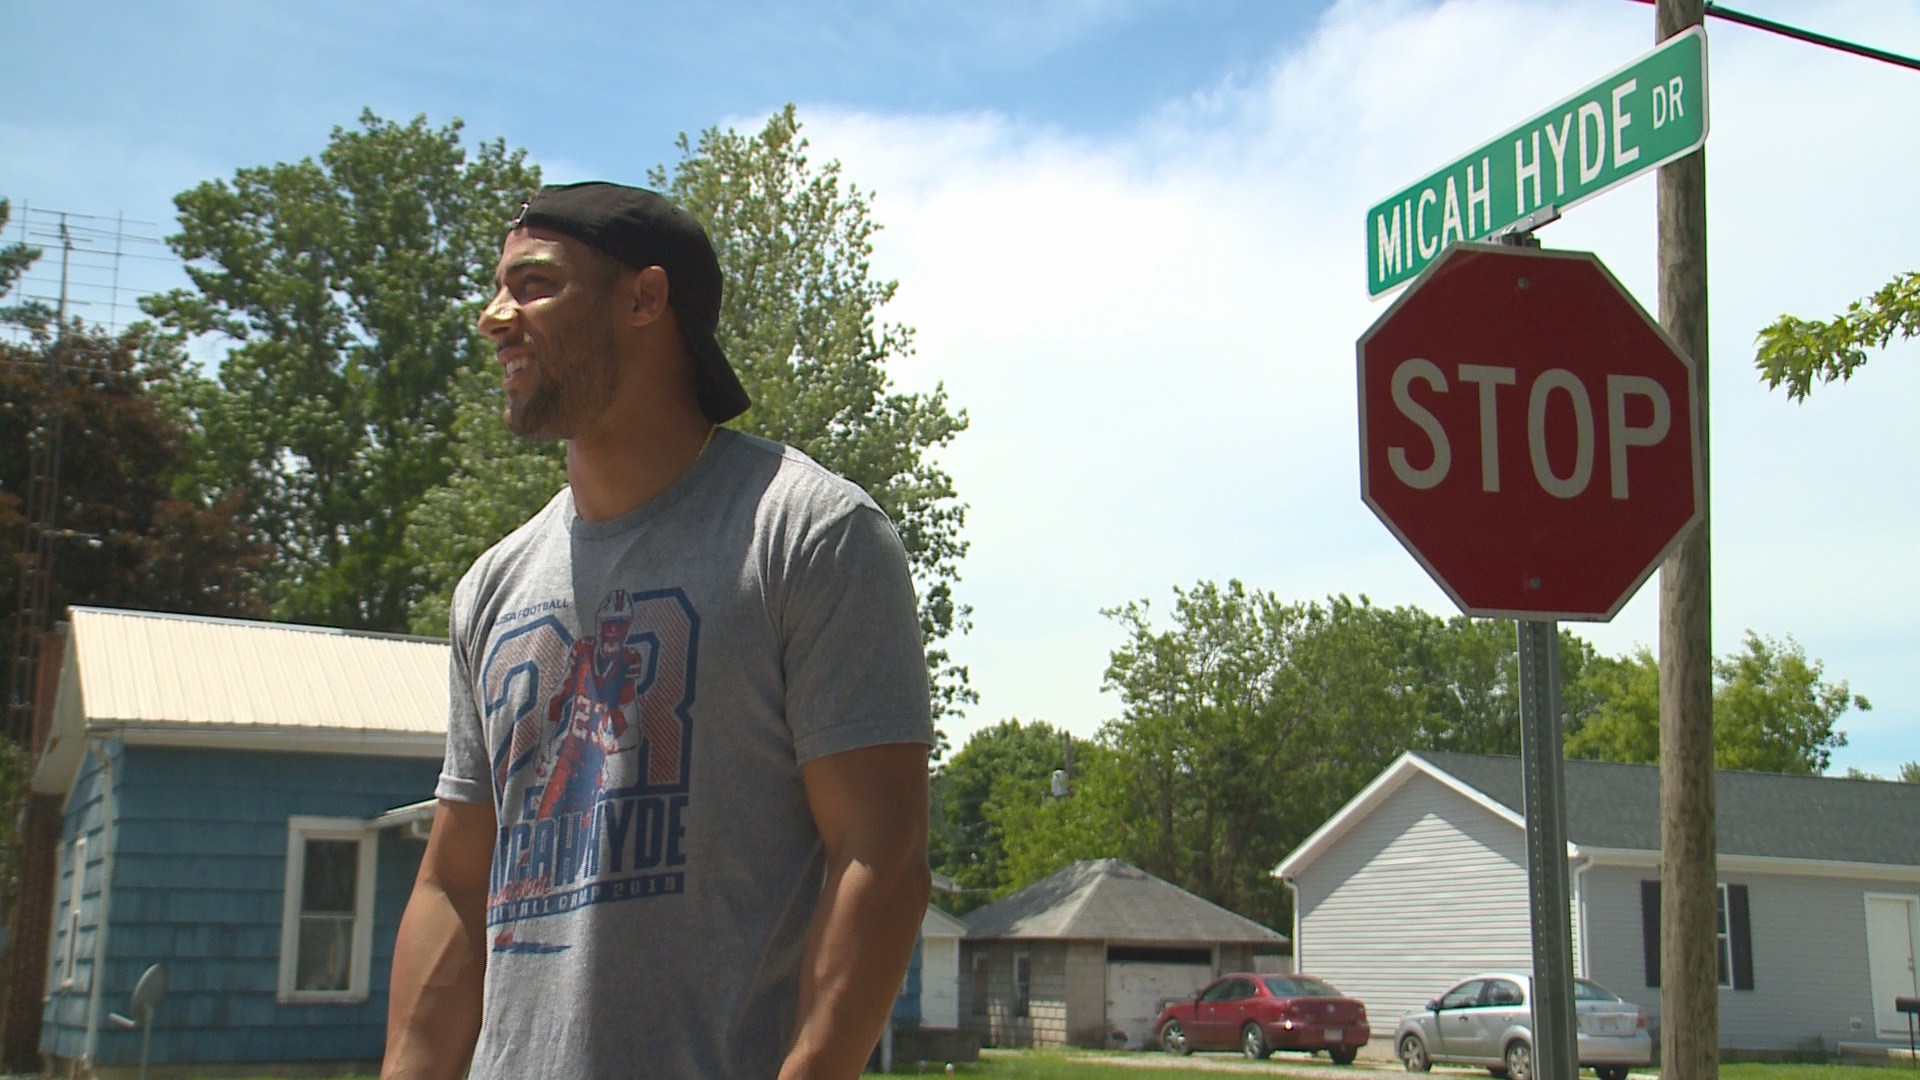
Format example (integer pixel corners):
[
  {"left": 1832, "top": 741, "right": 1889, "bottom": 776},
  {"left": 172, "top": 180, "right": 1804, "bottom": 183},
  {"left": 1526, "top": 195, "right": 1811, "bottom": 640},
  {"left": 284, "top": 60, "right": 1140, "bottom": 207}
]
[{"left": 130, "top": 963, "right": 167, "bottom": 1020}]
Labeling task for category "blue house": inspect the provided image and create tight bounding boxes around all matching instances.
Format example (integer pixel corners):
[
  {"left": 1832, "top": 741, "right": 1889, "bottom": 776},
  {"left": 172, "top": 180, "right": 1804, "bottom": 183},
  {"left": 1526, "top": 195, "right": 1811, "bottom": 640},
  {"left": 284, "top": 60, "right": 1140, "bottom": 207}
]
[
  {"left": 32, "top": 607, "right": 446, "bottom": 1076},
  {"left": 27, "top": 605, "right": 960, "bottom": 1075}
]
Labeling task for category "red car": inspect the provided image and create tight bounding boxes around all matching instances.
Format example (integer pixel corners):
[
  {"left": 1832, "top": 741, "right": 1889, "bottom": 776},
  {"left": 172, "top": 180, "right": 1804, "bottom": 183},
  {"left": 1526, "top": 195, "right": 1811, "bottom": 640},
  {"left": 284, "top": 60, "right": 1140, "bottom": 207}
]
[{"left": 1156, "top": 973, "right": 1370, "bottom": 1062}]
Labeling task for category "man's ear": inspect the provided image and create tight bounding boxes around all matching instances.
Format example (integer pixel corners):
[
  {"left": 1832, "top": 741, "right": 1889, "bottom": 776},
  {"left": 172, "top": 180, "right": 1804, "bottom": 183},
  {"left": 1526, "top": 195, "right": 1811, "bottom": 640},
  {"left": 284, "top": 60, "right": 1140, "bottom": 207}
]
[{"left": 623, "top": 266, "right": 671, "bottom": 327}]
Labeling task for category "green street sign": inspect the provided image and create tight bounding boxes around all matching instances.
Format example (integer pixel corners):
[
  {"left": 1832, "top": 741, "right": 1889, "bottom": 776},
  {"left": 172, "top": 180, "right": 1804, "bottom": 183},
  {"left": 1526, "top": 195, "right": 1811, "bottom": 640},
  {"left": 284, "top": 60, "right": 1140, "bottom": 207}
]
[{"left": 1366, "top": 26, "right": 1708, "bottom": 297}]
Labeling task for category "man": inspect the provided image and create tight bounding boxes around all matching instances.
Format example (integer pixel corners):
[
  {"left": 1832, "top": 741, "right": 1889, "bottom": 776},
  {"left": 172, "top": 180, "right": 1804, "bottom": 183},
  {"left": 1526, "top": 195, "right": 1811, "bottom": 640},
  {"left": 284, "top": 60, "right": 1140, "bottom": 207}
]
[{"left": 384, "top": 181, "right": 933, "bottom": 1079}]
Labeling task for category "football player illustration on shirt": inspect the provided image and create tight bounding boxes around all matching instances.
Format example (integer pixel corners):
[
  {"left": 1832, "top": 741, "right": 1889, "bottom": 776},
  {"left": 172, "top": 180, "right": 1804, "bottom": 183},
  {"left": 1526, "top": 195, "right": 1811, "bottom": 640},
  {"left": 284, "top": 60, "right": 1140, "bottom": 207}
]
[{"left": 534, "top": 589, "right": 648, "bottom": 822}]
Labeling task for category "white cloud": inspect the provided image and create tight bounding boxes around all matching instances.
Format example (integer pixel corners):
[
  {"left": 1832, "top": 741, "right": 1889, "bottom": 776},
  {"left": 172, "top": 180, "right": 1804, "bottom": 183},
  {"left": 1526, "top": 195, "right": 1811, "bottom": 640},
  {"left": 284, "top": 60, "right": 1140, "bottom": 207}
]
[{"left": 800, "top": 0, "right": 1920, "bottom": 774}]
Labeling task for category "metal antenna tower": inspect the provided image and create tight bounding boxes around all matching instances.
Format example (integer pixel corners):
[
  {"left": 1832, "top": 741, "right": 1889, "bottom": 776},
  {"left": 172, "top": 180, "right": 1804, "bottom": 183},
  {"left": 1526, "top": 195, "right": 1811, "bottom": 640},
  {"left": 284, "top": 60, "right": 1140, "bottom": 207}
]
[{"left": 6, "top": 215, "right": 71, "bottom": 748}]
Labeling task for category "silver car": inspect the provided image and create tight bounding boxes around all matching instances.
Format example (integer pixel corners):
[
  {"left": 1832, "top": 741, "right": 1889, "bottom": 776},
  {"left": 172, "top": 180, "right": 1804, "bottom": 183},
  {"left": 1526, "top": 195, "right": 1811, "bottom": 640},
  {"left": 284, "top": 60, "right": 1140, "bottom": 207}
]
[{"left": 1394, "top": 973, "right": 1651, "bottom": 1080}]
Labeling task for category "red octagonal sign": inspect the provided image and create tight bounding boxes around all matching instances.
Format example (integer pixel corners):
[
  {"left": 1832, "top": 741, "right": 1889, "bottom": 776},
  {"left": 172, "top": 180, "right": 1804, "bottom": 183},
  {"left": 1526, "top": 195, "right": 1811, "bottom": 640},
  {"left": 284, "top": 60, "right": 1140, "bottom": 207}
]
[{"left": 1358, "top": 242, "right": 1701, "bottom": 622}]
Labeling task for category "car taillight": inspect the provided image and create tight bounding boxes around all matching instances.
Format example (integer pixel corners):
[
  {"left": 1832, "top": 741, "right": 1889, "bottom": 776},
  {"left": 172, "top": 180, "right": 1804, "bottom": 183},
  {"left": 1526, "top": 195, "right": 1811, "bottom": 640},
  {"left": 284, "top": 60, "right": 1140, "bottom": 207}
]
[{"left": 1637, "top": 1013, "right": 1648, "bottom": 1029}]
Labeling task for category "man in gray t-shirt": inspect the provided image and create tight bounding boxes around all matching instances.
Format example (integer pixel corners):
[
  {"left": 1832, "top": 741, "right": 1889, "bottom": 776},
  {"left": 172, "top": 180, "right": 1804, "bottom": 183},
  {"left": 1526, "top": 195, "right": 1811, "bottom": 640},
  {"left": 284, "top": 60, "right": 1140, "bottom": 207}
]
[{"left": 384, "top": 182, "right": 933, "bottom": 1080}]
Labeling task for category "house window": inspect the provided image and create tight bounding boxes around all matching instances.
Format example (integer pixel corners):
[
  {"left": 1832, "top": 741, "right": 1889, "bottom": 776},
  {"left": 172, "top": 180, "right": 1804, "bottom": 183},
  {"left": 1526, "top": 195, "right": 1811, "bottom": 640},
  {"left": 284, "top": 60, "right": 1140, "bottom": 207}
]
[
  {"left": 1714, "top": 883, "right": 1732, "bottom": 990},
  {"left": 60, "top": 836, "right": 87, "bottom": 987},
  {"left": 971, "top": 954, "right": 989, "bottom": 1017},
  {"left": 1640, "top": 879, "right": 1753, "bottom": 991},
  {"left": 1014, "top": 953, "right": 1030, "bottom": 1018},
  {"left": 279, "top": 817, "right": 376, "bottom": 1003}
]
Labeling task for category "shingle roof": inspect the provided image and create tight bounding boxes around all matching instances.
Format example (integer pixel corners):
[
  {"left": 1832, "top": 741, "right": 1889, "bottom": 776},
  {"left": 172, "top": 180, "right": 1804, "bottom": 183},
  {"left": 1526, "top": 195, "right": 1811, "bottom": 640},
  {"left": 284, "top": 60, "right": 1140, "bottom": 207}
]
[
  {"left": 1415, "top": 751, "right": 1920, "bottom": 866},
  {"left": 963, "top": 858, "right": 1286, "bottom": 945}
]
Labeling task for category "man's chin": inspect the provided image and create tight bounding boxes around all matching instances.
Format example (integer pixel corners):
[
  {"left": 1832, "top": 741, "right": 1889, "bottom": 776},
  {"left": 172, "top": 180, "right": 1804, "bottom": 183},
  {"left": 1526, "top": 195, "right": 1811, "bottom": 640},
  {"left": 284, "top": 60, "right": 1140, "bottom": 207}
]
[{"left": 502, "top": 402, "right": 565, "bottom": 440}]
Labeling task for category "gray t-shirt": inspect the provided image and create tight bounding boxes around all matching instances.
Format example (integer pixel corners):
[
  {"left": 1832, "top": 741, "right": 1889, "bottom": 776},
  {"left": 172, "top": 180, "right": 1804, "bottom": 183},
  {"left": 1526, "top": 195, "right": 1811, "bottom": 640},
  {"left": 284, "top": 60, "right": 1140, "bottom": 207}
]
[{"left": 436, "top": 429, "right": 933, "bottom": 1078}]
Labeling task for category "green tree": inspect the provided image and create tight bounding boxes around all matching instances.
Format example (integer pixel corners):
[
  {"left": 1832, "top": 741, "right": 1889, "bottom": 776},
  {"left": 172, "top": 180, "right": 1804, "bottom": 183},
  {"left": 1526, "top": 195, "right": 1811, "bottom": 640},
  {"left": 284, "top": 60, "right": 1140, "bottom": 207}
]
[
  {"left": 983, "top": 586, "right": 1628, "bottom": 927},
  {"left": 1566, "top": 632, "right": 1864, "bottom": 774},
  {"left": 1756, "top": 270, "right": 1917, "bottom": 400},
  {"left": 1074, "top": 583, "right": 1418, "bottom": 929},
  {"left": 1564, "top": 648, "right": 1662, "bottom": 764},
  {"left": 0, "top": 200, "right": 46, "bottom": 328},
  {"left": 929, "top": 718, "right": 1073, "bottom": 912},
  {"left": 410, "top": 106, "right": 973, "bottom": 731},
  {"left": 1901, "top": 761, "right": 1920, "bottom": 784},
  {"left": 1713, "top": 632, "right": 1864, "bottom": 774},
  {"left": 143, "top": 111, "right": 540, "bottom": 631},
  {"left": 1, "top": 318, "right": 265, "bottom": 925}
]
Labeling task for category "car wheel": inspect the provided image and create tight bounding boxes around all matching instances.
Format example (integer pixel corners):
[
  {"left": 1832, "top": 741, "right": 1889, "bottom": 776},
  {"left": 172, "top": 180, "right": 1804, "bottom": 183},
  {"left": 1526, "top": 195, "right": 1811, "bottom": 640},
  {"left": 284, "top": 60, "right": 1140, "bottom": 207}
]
[
  {"left": 1331, "top": 1046, "right": 1358, "bottom": 1065},
  {"left": 1597, "top": 1068, "right": 1630, "bottom": 1080},
  {"left": 1242, "top": 1022, "right": 1271, "bottom": 1060},
  {"left": 1160, "top": 1018, "right": 1191, "bottom": 1056},
  {"left": 1399, "top": 1033, "right": 1432, "bottom": 1073},
  {"left": 1505, "top": 1041, "right": 1534, "bottom": 1080}
]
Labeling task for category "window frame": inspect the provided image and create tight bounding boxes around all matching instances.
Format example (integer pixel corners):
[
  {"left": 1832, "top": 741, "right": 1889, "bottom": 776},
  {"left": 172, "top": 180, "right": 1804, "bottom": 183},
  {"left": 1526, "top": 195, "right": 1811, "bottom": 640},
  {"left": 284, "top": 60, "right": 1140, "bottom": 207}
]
[
  {"left": 970, "top": 953, "right": 989, "bottom": 1017},
  {"left": 1013, "top": 952, "right": 1031, "bottom": 1019},
  {"left": 277, "top": 816, "right": 377, "bottom": 1004},
  {"left": 1714, "top": 882, "right": 1733, "bottom": 990},
  {"left": 59, "top": 835, "right": 87, "bottom": 989}
]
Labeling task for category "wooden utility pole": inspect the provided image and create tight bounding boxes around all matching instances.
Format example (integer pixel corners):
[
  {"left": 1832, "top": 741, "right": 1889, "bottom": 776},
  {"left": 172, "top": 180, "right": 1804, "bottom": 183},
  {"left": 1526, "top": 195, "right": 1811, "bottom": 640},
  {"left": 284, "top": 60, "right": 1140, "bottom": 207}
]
[{"left": 1655, "top": 0, "right": 1717, "bottom": 1075}]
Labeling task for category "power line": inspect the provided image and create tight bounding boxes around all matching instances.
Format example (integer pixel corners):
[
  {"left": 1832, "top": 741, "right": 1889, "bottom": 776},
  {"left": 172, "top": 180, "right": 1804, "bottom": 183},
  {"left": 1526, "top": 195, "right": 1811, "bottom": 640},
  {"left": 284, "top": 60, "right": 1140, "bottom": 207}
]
[{"left": 1624, "top": 0, "right": 1920, "bottom": 72}]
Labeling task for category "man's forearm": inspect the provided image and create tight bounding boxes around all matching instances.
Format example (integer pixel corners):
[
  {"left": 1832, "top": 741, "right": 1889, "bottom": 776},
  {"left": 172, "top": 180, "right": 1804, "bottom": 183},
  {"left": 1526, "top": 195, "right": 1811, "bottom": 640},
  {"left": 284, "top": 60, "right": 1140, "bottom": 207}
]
[
  {"left": 779, "top": 852, "right": 931, "bottom": 1080},
  {"left": 383, "top": 879, "right": 486, "bottom": 1080}
]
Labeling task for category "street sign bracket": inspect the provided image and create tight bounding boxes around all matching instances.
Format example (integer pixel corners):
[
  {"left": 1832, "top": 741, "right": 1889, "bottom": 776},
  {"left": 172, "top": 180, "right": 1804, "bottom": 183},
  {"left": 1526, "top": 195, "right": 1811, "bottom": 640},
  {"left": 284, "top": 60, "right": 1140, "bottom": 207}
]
[{"left": 1489, "top": 204, "right": 1562, "bottom": 247}]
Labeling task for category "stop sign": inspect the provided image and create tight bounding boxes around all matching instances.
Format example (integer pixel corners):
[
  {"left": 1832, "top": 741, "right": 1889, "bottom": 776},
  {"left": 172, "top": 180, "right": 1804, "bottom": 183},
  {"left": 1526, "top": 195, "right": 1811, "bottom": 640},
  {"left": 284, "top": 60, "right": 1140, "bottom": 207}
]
[{"left": 1358, "top": 242, "right": 1701, "bottom": 621}]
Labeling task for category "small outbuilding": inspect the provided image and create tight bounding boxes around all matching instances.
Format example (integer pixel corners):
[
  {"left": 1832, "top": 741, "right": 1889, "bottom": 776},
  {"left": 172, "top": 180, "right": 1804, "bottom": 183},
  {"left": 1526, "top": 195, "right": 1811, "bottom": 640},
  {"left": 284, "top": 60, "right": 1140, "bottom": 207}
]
[
  {"left": 1274, "top": 750, "right": 1920, "bottom": 1060},
  {"left": 28, "top": 607, "right": 446, "bottom": 1076},
  {"left": 961, "top": 858, "right": 1289, "bottom": 1051}
]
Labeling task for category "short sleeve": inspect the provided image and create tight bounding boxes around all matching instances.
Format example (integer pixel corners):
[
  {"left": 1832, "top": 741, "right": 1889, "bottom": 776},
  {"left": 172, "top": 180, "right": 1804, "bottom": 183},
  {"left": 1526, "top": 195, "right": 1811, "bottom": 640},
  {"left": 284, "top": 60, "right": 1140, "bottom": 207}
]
[
  {"left": 781, "top": 503, "right": 934, "bottom": 763},
  {"left": 436, "top": 578, "right": 494, "bottom": 806}
]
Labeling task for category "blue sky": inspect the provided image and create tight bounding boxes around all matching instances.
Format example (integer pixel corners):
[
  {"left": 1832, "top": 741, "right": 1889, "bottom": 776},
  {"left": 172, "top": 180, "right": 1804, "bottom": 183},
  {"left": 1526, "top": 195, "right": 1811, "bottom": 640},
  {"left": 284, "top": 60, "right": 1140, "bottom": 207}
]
[{"left": 6, "top": 0, "right": 1917, "bottom": 778}]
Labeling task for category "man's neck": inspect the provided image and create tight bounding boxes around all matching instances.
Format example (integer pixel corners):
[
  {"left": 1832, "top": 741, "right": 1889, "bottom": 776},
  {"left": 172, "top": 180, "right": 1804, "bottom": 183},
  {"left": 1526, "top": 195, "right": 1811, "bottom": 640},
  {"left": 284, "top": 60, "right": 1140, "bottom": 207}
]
[{"left": 565, "top": 409, "right": 716, "bottom": 522}]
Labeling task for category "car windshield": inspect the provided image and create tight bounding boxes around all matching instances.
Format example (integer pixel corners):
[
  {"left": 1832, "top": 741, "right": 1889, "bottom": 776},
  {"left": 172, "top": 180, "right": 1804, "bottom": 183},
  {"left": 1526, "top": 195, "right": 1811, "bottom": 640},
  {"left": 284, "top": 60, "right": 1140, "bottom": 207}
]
[
  {"left": 1575, "top": 979, "right": 1623, "bottom": 1002},
  {"left": 1262, "top": 975, "right": 1341, "bottom": 997}
]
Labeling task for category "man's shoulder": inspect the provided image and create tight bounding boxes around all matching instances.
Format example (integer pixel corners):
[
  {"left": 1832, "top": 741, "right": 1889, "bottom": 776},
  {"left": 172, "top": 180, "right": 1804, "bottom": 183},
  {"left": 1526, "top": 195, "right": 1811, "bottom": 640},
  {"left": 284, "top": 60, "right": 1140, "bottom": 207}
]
[
  {"left": 452, "top": 488, "right": 571, "bottom": 601},
  {"left": 722, "top": 431, "right": 881, "bottom": 520}
]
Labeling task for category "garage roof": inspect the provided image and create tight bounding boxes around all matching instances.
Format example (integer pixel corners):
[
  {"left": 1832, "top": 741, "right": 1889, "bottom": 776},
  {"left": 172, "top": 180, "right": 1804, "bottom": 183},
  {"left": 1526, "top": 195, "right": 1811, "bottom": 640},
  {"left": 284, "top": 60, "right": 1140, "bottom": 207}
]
[{"left": 964, "top": 858, "right": 1286, "bottom": 946}]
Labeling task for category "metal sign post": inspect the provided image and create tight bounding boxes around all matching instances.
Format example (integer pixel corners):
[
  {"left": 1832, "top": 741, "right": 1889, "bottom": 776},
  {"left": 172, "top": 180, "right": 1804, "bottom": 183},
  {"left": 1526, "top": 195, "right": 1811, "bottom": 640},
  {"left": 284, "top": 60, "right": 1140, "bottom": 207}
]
[{"left": 1517, "top": 620, "right": 1577, "bottom": 1080}]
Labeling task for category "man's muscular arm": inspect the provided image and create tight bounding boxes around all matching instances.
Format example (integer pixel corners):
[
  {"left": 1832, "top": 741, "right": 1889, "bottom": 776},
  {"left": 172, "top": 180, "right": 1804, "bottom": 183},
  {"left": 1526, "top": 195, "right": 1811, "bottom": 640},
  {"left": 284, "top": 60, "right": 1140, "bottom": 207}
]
[
  {"left": 780, "top": 742, "right": 931, "bottom": 1080},
  {"left": 383, "top": 799, "right": 495, "bottom": 1080}
]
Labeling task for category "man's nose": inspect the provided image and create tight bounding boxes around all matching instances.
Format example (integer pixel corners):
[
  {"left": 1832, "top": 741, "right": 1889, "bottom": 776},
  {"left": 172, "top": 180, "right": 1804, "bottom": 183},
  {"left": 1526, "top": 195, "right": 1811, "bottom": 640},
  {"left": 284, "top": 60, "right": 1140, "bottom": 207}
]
[{"left": 478, "top": 290, "right": 516, "bottom": 338}]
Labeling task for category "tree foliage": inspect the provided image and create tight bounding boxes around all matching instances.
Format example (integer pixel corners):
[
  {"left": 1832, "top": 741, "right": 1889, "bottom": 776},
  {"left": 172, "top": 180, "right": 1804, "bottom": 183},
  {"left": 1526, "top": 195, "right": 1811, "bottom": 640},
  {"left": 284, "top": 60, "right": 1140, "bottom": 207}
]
[
  {"left": 967, "top": 581, "right": 1864, "bottom": 930},
  {"left": 1712, "top": 632, "right": 1865, "bottom": 774},
  {"left": 1, "top": 317, "right": 265, "bottom": 923},
  {"left": 144, "top": 111, "right": 540, "bottom": 631},
  {"left": 1, "top": 322, "right": 267, "bottom": 630},
  {"left": 928, "top": 718, "right": 1072, "bottom": 913},
  {"left": 659, "top": 105, "right": 971, "bottom": 726},
  {"left": 1756, "top": 270, "right": 1918, "bottom": 400},
  {"left": 410, "top": 106, "right": 973, "bottom": 736},
  {"left": 1565, "top": 632, "right": 1865, "bottom": 774},
  {"left": 976, "top": 585, "right": 1597, "bottom": 930},
  {"left": 0, "top": 200, "right": 47, "bottom": 328}
]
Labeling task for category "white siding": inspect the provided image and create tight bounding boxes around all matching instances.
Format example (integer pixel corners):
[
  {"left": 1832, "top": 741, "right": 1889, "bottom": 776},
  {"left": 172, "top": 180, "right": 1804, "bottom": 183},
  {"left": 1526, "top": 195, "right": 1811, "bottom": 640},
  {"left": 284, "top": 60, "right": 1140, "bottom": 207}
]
[
  {"left": 1293, "top": 772, "right": 1534, "bottom": 1022},
  {"left": 1584, "top": 863, "right": 1920, "bottom": 1053}
]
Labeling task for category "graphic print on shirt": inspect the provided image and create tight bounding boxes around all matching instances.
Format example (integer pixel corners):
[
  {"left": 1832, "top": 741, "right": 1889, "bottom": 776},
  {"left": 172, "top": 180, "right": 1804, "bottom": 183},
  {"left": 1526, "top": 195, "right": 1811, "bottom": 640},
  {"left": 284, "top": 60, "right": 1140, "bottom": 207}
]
[{"left": 478, "top": 587, "right": 698, "bottom": 949}]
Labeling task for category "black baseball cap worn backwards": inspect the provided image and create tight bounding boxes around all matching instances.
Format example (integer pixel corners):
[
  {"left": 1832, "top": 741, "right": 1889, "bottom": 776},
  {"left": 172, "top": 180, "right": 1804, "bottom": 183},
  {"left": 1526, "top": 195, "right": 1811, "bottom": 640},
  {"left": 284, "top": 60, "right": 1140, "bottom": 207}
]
[{"left": 509, "top": 181, "right": 751, "bottom": 424}]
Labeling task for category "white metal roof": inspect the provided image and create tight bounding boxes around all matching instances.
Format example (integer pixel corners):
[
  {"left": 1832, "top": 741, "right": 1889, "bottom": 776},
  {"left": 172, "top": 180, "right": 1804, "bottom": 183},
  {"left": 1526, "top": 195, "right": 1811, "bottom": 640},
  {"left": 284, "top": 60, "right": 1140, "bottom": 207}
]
[{"left": 34, "top": 607, "right": 449, "bottom": 793}]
